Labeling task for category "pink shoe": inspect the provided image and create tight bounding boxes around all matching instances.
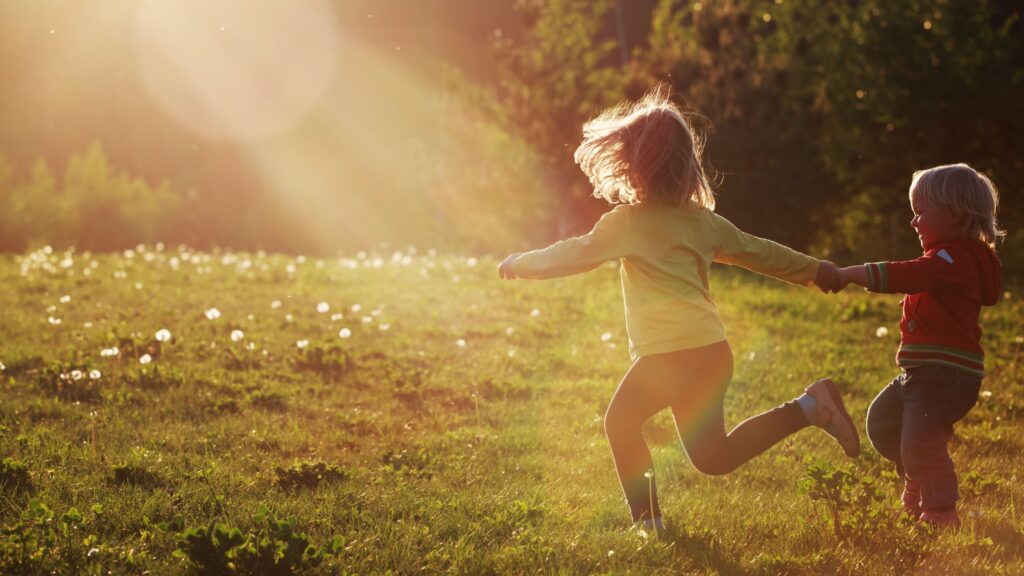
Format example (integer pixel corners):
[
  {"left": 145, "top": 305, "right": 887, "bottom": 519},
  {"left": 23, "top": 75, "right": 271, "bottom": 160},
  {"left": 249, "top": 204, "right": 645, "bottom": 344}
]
[
  {"left": 805, "top": 378, "right": 860, "bottom": 457},
  {"left": 919, "top": 508, "right": 961, "bottom": 528},
  {"left": 901, "top": 479, "right": 921, "bottom": 517}
]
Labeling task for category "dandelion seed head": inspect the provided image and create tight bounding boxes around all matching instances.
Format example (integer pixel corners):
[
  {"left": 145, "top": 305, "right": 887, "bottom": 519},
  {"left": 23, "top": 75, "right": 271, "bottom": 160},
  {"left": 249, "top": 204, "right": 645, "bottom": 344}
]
[
  {"left": 205, "top": 308, "right": 221, "bottom": 320},
  {"left": 70, "top": 369, "right": 83, "bottom": 380},
  {"left": 530, "top": 308, "right": 540, "bottom": 317},
  {"left": 331, "top": 313, "right": 343, "bottom": 321},
  {"left": 456, "top": 339, "right": 467, "bottom": 348},
  {"left": 875, "top": 326, "right": 889, "bottom": 338},
  {"left": 466, "top": 257, "right": 478, "bottom": 267},
  {"left": 1015, "top": 335, "right": 1023, "bottom": 344},
  {"left": 59, "top": 294, "right": 71, "bottom": 304},
  {"left": 271, "top": 299, "right": 282, "bottom": 309},
  {"left": 980, "top": 390, "right": 993, "bottom": 399},
  {"left": 379, "top": 323, "right": 390, "bottom": 331},
  {"left": 505, "top": 326, "right": 515, "bottom": 335},
  {"left": 155, "top": 328, "right": 172, "bottom": 342},
  {"left": 0, "top": 361, "right": 5, "bottom": 372},
  {"left": 508, "top": 349, "right": 516, "bottom": 357},
  {"left": 362, "top": 316, "right": 373, "bottom": 323},
  {"left": 601, "top": 332, "right": 612, "bottom": 342},
  {"left": 139, "top": 354, "right": 152, "bottom": 365},
  {"left": 89, "top": 369, "right": 101, "bottom": 380},
  {"left": 100, "top": 347, "right": 119, "bottom": 358},
  {"left": 285, "top": 314, "right": 294, "bottom": 323},
  {"left": 230, "top": 330, "right": 245, "bottom": 342},
  {"left": 296, "top": 340, "right": 309, "bottom": 349},
  {"left": 351, "top": 304, "right": 362, "bottom": 313},
  {"left": 338, "top": 328, "right": 352, "bottom": 338},
  {"left": 316, "top": 302, "right": 330, "bottom": 313}
]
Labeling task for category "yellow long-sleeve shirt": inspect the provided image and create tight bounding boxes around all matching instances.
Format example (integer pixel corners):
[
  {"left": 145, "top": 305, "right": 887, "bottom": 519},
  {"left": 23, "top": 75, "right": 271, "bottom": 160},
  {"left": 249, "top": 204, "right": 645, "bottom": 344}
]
[{"left": 510, "top": 202, "right": 820, "bottom": 359}]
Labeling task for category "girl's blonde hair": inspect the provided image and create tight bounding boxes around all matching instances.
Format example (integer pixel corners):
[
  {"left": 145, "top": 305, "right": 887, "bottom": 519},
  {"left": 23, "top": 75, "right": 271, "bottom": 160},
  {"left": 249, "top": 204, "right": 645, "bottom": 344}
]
[
  {"left": 574, "top": 86, "right": 715, "bottom": 208},
  {"left": 909, "top": 163, "right": 1006, "bottom": 249}
]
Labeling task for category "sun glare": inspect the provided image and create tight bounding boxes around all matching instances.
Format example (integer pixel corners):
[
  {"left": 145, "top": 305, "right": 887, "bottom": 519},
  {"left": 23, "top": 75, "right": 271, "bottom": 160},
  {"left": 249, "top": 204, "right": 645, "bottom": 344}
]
[{"left": 135, "top": 0, "right": 338, "bottom": 142}]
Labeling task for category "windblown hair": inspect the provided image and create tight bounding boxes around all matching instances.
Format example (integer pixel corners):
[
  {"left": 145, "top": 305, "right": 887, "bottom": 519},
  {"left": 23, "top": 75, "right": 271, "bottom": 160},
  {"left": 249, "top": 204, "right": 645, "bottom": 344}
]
[
  {"left": 574, "top": 86, "right": 715, "bottom": 208},
  {"left": 909, "top": 163, "right": 1006, "bottom": 249}
]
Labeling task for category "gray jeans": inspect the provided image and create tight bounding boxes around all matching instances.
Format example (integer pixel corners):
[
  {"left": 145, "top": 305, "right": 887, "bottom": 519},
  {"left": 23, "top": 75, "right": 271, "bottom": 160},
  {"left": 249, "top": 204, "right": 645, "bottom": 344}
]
[{"left": 865, "top": 365, "right": 981, "bottom": 512}]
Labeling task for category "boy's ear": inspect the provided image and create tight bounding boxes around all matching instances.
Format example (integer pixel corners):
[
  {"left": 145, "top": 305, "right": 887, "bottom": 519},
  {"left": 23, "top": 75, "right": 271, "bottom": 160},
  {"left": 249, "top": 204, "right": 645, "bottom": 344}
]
[{"left": 946, "top": 207, "right": 965, "bottom": 224}]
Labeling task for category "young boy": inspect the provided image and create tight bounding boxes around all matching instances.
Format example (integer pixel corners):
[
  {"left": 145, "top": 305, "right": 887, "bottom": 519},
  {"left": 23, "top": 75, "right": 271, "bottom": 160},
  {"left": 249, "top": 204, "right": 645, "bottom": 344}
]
[{"left": 840, "top": 163, "right": 1004, "bottom": 527}]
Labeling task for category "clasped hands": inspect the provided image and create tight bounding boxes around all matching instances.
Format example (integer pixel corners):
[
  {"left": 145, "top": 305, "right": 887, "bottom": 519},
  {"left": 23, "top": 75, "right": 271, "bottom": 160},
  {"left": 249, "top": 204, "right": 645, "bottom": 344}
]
[{"left": 814, "top": 260, "right": 849, "bottom": 294}]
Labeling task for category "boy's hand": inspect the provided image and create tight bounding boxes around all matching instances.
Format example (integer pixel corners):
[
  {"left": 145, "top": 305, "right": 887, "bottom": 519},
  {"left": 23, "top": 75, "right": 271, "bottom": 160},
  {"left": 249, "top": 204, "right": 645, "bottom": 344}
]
[
  {"left": 814, "top": 260, "right": 848, "bottom": 293},
  {"left": 498, "top": 253, "right": 521, "bottom": 280}
]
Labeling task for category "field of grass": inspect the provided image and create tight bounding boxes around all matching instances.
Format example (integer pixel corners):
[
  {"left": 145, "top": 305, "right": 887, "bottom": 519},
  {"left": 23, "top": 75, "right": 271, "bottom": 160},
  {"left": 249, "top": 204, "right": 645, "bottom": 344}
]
[{"left": 1, "top": 245, "right": 1022, "bottom": 575}]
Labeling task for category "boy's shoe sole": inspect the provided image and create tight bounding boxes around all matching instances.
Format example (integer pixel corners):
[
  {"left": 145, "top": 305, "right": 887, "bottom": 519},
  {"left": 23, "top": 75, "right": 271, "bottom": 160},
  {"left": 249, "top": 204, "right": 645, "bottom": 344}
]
[{"left": 806, "top": 378, "right": 861, "bottom": 457}]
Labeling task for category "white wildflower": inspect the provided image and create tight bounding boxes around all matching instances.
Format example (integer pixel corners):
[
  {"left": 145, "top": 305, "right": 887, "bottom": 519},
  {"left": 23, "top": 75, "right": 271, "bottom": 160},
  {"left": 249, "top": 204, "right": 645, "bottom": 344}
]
[
  {"left": 875, "top": 326, "right": 889, "bottom": 338},
  {"left": 456, "top": 339, "right": 466, "bottom": 348},
  {"left": 89, "top": 369, "right": 101, "bottom": 380},
  {"left": 70, "top": 370, "right": 83, "bottom": 381},
  {"left": 296, "top": 340, "right": 309, "bottom": 349},
  {"left": 530, "top": 308, "right": 540, "bottom": 317},
  {"left": 351, "top": 304, "right": 362, "bottom": 313},
  {"left": 271, "top": 299, "right": 282, "bottom": 309},
  {"left": 230, "top": 330, "right": 245, "bottom": 342},
  {"left": 155, "top": 329, "right": 172, "bottom": 342},
  {"left": 139, "top": 354, "right": 152, "bottom": 365},
  {"left": 100, "top": 347, "right": 119, "bottom": 358},
  {"left": 205, "top": 308, "right": 221, "bottom": 320},
  {"left": 338, "top": 328, "right": 351, "bottom": 338},
  {"left": 980, "top": 390, "right": 993, "bottom": 399},
  {"left": 48, "top": 316, "right": 62, "bottom": 325},
  {"left": 601, "top": 332, "right": 612, "bottom": 342},
  {"left": 59, "top": 294, "right": 71, "bottom": 304},
  {"left": 285, "top": 314, "right": 294, "bottom": 323},
  {"left": 316, "top": 302, "right": 330, "bottom": 313}
]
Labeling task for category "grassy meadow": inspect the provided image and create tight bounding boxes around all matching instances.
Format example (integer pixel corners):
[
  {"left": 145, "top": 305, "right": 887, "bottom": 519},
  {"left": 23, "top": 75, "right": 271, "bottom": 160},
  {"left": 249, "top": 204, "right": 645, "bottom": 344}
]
[{"left": 0, "top": 245, "right": 1022, "bottom": 575}]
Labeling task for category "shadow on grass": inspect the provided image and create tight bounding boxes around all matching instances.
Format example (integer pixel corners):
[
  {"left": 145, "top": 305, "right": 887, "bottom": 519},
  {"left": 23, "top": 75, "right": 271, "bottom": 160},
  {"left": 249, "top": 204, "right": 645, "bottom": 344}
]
[{"left": 663, "top": 525, "right": 748, "bottom": 575}]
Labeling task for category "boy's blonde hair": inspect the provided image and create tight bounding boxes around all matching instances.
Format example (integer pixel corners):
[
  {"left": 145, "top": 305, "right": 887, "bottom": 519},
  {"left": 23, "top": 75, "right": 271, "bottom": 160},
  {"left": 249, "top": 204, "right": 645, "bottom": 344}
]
[
  {"left": 909, "top": 163, "right": 1005, "bottom": 249},
  {"left": 574, "top": 86, "right": 715, "bottom": 208}
]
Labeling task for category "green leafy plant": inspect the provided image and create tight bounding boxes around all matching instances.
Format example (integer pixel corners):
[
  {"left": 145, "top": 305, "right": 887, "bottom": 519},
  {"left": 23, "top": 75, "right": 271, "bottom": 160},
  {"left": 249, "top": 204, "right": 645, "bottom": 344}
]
[
  {"left": 274, "top": 461, "right": 348, "bottom": 490},
  {"left": 799, "top": 457, "right": 935, "bottom": 575},
  {"left": 0, "top": 457, "right": 31, "bottom": 493},
  {"left": 291, "top": 345, "right": 353, "bottom": 379},
  {"left": 0, "top": 499, "right": 104, "bottom": 574},
  {"left": 159, "top": 506, "right": 343, "bottom": 575}
]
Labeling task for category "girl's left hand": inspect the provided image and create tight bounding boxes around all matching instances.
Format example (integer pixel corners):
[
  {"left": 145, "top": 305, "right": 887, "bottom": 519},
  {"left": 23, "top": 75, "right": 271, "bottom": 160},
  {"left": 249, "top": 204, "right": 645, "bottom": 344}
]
[{"left": 498, "top": 253, "right": 521, "bottom": 279}]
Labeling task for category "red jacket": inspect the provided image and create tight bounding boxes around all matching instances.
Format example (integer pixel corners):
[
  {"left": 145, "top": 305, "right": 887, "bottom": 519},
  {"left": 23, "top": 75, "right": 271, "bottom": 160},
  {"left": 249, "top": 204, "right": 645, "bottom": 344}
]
[{"left": 865, "top": 239, "right": 1002, "bottom": 377}]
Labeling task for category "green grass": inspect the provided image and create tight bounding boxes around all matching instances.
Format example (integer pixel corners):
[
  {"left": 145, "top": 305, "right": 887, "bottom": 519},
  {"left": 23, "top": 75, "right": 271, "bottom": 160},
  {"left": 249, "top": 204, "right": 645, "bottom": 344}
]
[{"left": 1, "top": 245, "right": 1022, "bottom": 574}]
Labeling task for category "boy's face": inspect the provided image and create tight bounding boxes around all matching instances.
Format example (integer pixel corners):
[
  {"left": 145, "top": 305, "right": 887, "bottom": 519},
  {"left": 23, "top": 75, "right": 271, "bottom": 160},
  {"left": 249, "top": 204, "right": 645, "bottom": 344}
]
[{"left": 909, "top": 191, "right": 963, "bottom": 250}]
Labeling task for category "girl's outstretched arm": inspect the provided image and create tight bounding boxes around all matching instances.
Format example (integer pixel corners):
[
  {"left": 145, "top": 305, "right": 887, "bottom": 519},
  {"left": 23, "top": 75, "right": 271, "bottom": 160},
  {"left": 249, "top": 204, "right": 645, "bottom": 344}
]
[
  {"left": 501, "top": 205, "right": 632, "bottom": 280},
  {"left": 498, "top": 253, "right": 521, "bottom": 280}
]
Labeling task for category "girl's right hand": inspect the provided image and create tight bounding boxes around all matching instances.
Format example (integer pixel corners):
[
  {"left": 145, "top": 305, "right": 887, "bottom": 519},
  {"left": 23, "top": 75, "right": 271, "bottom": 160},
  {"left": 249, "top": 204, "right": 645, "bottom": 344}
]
[{"left": 498, "top": 253, "right": 521, "bottom": 280}]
